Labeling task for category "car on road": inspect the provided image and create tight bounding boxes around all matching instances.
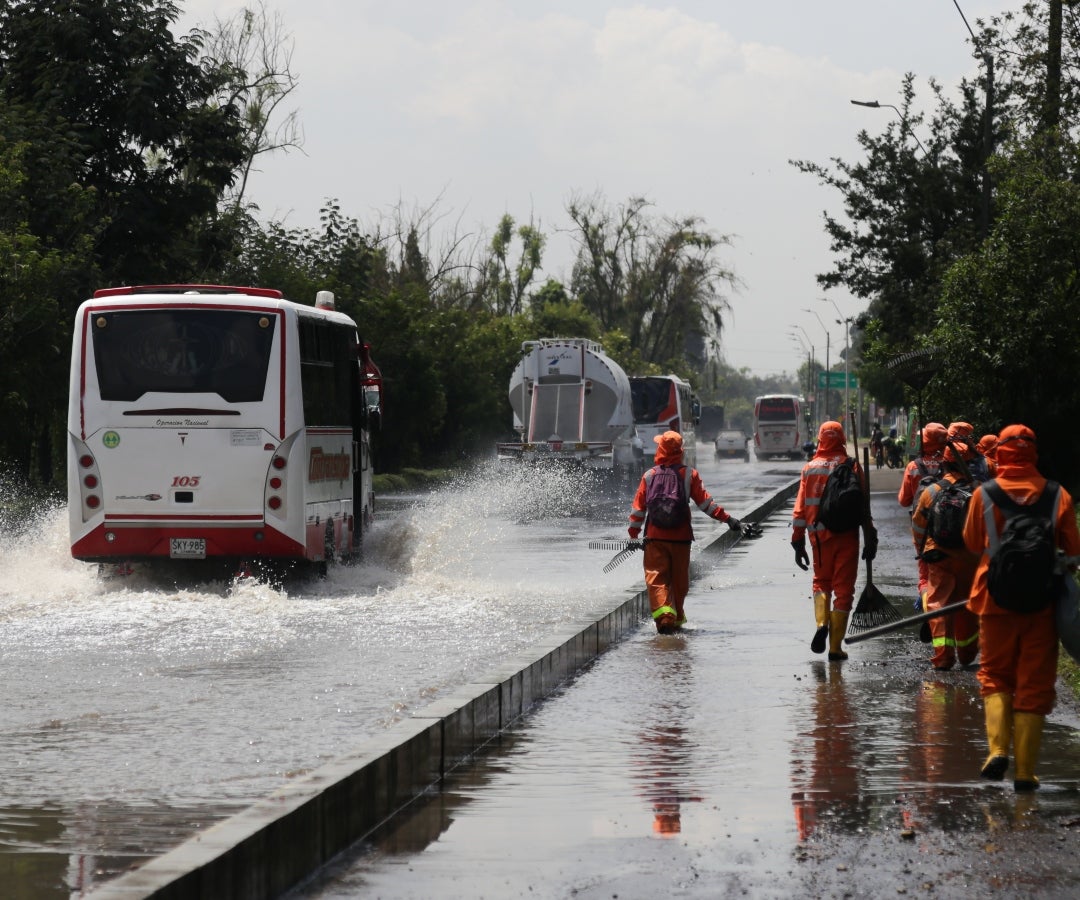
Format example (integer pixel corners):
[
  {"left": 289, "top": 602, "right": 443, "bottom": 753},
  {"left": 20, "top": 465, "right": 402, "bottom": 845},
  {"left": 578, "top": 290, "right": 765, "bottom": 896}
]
[{"left": 714, "top": 430, "right": 750, "bottom": 461}]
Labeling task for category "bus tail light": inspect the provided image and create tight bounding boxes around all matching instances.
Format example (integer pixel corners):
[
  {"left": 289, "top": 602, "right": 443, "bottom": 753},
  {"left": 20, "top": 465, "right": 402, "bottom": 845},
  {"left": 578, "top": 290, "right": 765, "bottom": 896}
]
[
  {"left": 272, "top": 456, "right": 286, "bottom": 470},
  {"left": 267, "top": 496, "right": 282, "bottom": 511}
]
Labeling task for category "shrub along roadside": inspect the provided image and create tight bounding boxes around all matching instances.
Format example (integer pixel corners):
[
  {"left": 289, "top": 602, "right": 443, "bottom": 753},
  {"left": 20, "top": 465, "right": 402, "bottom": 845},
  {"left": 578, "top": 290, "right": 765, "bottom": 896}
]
[{"left": 372, "top": 467, "right": 457, "bottom": 494}]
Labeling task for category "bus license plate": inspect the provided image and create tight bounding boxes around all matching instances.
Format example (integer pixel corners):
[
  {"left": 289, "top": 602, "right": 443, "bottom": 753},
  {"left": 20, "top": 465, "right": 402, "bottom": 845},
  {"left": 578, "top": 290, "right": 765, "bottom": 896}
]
[{"left": 170, "top": 538, "right": 206, "bottom": 559}]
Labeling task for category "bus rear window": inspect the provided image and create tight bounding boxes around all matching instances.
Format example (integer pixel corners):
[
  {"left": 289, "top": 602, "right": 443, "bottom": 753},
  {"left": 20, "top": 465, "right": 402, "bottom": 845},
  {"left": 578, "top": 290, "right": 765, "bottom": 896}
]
[
  {"left": 757, "top": 398, "right": 798, "bottom": 422},
  {"left": 91, "top": 310, "right": 276, "bottom": 403},
  {"left": 630, "top": 379, "right": 673, "bottom": 424}
]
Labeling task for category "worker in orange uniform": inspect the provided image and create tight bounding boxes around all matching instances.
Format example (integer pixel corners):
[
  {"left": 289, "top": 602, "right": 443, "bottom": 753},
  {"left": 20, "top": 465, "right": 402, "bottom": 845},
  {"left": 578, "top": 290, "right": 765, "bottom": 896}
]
[
  {"left": 976, "top": 432, "right": 999, "bottom": 480},
  {"left": 910, "top": 439, "right": 980, "bottom": 670},
  {"left": 962, "top": 424, "right": 1080, "bottom": 791},
  {"left": 898, "top": 422, "right": 947, "bottom": 611},
  {"left": 791, "top": 420, "right": 877, "bottom": 661},
  {"left": 628, "top": 431, "right": 748, "bottom": 634}
]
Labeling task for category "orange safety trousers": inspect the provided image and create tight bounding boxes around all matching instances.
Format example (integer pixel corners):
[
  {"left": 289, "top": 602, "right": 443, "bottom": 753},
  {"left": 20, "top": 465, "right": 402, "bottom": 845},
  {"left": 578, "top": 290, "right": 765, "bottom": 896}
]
[
  {"left": 977, "top": 610, "right": 1058, "bottom": 715},
  {"left": 924, "top": 559, "right": 979, "bottom": 669},
  {"left": 810, "top": 531, "right": 859, "bottom": 612},
  {"left": 643, "top": 540, "right": 692, "bottom": 624}
]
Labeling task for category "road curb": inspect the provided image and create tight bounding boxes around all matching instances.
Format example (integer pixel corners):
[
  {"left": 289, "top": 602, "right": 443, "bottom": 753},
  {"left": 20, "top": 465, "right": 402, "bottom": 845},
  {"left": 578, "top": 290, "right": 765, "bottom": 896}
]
[{"left": 89, "top": 480, "right": 800, "bottom": 900}]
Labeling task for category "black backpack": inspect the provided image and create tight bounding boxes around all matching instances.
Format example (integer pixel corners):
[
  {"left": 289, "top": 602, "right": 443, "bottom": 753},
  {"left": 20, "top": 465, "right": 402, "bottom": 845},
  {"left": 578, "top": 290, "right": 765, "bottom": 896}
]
[
  {"left": 983, "top": 480, "right": 1061, "bottom": 613},
  {"left": 645, "top": 465, "right": 689, "bottom": 529},
  {"left": 817, "top": 457, "right": 865, "bottom": 533},
  {"left": 926, "top": 479, "right": 974, "bottom": 549}
]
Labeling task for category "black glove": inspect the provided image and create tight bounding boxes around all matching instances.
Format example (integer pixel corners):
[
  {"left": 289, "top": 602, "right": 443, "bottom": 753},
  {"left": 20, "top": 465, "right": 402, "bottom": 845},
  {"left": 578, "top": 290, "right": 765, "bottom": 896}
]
[
  {"left": 862, "top": 525, "right": 878, "bottom": 562},
  {"left": 792, "top": 538, "right": 810, "bottom": 570},
  {"left": 726, "top": 517, "right": 742, "bottom": 533}
]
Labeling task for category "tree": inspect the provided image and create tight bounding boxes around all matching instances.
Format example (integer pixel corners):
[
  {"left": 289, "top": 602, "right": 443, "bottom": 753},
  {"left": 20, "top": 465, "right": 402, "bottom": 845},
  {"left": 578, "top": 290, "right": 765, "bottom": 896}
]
[
  {"left": 791, "top": 75, "right": 988, "bottom": 406},
  {"left": 0, "top": 0, "right": 248, "bottom": 283},
  {"left": 0, "top": 132, "right": 98, "bottom": 482},
  {"left": 931, "top": 142, "right": 1080, "bottom": 493},
  {"left": 480, "top": 213, "right": 544, "bottom": 316},
  {"left": 202, "top": 0, "right": 303, "bottom": 213},
  {"left": 566, "top": 193, "right": 736, "bottom": 375}
]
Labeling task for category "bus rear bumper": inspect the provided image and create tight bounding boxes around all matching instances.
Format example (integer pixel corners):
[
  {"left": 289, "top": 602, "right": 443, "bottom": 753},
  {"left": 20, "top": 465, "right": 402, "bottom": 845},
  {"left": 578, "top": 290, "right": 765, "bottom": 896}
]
[{"left": 71, "top": 523, "right": 306, "bottom": 563}]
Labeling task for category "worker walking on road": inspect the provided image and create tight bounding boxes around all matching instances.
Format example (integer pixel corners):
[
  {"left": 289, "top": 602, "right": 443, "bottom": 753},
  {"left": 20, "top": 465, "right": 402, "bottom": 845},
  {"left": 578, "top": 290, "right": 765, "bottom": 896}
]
[
  {"left": 628, "top": 431, "right": 748, "bottom": 634},
  {"left": 962, "top": 424, "right": 1080, "bottom": 791},
  {"left": 899, "top": 422, "right": 948, "bottom": 611},
  {"left": 791, "top": 420, "right": 877, "bottom": 661},
  {"left": 910, "top": 440, "right": 980, "bottom": 670}
]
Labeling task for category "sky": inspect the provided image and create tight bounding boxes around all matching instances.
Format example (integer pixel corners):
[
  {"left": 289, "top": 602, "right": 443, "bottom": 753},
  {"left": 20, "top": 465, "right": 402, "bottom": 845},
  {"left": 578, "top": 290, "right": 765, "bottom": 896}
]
[{"left": 178, "top": 0, "right": 1027, "bottom": 378}]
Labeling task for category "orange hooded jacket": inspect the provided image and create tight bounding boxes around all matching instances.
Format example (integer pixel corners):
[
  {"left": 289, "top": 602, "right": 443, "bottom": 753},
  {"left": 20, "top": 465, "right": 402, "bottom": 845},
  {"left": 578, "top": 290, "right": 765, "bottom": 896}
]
[
  {"left": 628, "top": 431, "right": 733, "bottom": 541},
  {"left": 962, "top": 424, "right": 1080, "bottom": 616}
]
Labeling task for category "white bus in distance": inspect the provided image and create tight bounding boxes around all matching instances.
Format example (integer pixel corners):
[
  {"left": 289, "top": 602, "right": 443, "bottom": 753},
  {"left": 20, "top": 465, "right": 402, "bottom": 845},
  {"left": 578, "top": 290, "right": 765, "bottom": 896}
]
[
  {"left": 629, "top": 374, "right": 699, "bottom": 468},
  {"left": 67, "top": 284, "right": 381, "bottom": 575},
  {"left": 752, "top": 393, "right": 803, "bottom": 461}
]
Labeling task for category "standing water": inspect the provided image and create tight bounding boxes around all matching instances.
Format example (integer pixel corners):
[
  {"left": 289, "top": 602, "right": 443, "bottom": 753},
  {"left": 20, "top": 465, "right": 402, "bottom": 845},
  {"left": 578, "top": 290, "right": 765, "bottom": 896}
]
[
  {"left": 0, "top": 454, "right": 792, "bottom": 896},
  {"left": 0, "top": 462, "right": 654, "bottom": 896}
]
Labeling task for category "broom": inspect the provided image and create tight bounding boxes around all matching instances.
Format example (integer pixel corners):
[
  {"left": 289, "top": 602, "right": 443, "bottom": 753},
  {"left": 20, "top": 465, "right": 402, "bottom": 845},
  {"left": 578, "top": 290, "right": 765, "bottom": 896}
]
[{"left": 847, "top": 413, "right": 905, "bottom": 633}]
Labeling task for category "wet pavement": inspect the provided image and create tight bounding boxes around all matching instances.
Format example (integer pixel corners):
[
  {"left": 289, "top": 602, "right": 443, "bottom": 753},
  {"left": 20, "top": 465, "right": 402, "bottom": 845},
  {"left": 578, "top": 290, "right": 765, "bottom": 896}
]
[{"left": 295, "top": 467, "right": 1080, "bottom": 899}]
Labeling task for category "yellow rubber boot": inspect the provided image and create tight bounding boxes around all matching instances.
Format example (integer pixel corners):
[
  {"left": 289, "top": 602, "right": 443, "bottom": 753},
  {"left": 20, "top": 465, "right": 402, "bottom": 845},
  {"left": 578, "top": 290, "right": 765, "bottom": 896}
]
[
  {"left": 810, "top": 592, "right": 829, "bottom": 654},
  {"left": 1013, "top": 712, "right": 1045, "bottom": 792},
  {"left": 980, "top": 693, "right": 1013, "bottom": 780},
  {"left": 828, "top": 610, "right": 849, "bottom": 661}
]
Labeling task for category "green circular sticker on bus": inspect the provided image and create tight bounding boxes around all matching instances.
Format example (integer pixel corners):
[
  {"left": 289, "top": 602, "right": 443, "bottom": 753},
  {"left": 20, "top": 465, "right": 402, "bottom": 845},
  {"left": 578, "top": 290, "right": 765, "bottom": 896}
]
[{"left": 102, "top": 431, "right": 120, "bottom": 449}]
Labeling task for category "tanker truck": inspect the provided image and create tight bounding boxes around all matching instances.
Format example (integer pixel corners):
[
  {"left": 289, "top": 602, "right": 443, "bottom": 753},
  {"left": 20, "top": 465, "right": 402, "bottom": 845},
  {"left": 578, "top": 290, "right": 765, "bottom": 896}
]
[{"left": 496, "top": 338, "right": 638, "bottom": 479}]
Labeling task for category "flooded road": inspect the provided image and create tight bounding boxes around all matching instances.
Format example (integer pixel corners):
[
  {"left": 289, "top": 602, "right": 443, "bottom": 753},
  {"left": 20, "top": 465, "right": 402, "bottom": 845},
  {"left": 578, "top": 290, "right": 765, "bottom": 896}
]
[
  {"left": 0, "top": 448, "right": 793, "bottom": 897},
  {"left": 295, "top": 468, "right": 1080, "bottom": 900}
]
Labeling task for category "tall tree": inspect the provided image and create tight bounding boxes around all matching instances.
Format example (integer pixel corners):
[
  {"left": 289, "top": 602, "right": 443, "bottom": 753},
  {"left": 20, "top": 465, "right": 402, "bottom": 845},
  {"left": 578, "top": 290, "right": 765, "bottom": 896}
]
[
  {"left": 931, "top": 141, "right": 1080, "bottom": 492},
  {"left": 0, "top": 0, "right": 247, "bottom": 283},
  {"left": 566, "top": 193, "right": 735, "bottom": 374},
  {"left": 791, "top": 74, "right": 994, "bottom": 405},
  {"left": 201, "top": 0, "right": 303, "bottom": 213}
]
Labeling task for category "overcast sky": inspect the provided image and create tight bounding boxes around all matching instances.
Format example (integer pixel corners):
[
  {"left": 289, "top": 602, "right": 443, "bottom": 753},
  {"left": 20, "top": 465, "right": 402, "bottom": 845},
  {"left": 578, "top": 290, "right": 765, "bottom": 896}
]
[{"left": 179, "top": 1, "right": 1026, "bottom": 377}]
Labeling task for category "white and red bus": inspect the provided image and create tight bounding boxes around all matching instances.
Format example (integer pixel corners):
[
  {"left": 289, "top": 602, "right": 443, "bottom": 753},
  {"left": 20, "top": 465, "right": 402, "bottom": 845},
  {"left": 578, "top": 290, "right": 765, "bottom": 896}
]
[
  {"left": 629, "top": 374, "right": 699, "bottom": 467},
  {"left": 752, "top": 394, "right": 803, "bottom": 460},
  {"left": 67, "top": 284, "right": 381, "bottom": 573}
]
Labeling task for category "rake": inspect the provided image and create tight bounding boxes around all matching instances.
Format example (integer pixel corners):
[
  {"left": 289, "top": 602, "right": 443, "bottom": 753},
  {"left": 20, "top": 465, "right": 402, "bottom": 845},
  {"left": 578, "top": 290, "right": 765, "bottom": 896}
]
[
  {"left": 846, "top": 600, "right": 967, "bottom": 644},
  {"left": 847, "top": 415, "right": 904, "bottom": 634},
  {"left": 588, "top": 539, "right": 646, "bottom": 573}
]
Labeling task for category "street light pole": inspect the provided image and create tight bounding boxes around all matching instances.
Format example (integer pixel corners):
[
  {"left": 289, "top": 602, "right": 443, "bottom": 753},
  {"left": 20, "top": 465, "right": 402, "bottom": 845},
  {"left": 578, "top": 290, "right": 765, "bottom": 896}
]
[
  {"left": 802, "top": 308, "right": 830, "bottom": 421},
  {"left": 792, "top": 325, "right": 816, "bottom": 423},
  {"left": 821, "top": 297, "right": 853, "bottom": 425},
  {"left": 850, "top": 99, "right": 928, "bottom": 155}
]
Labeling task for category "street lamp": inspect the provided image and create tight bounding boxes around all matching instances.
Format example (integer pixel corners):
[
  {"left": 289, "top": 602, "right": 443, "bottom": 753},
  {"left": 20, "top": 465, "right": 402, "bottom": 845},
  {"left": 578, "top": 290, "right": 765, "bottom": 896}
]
[
  {"left": 850, "top": 99, "right": 928, "bottom": 155},
  {"left": 789, "top": 327, "right": 816, "bottom": 421},
  {"left": 802, "top": 308, "right": 830, "bottom": 420},
  {"left": 821, "top": 297, "right": 854, "bottom": 424}
]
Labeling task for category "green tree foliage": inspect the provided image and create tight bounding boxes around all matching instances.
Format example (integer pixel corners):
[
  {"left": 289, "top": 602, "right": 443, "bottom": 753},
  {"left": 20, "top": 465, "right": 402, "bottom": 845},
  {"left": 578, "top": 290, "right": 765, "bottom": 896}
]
[
  {"left": 931, "top": 141, "right": 1080, "bottom": 492},
  {"left": 790, "top": 75, "right": 988, "bottom": 406},
  {"left": 0, "top": 0, "right": 247, "bottom": 283},
  {"left": 481, "top": 213, "right": 544, "bottom": 316},
  {"left": 567, "top": 193, "right": 736, "bottom": 373},
  {"left": 0, "top": 135, "right": 97, "bottom": 481}
]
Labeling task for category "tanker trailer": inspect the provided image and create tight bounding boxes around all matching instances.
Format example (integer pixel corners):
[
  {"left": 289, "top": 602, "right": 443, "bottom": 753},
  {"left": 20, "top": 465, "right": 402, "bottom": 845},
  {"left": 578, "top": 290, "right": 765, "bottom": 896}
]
[{"left": 496, "top": 338, "right": 637, "bottom": 478}]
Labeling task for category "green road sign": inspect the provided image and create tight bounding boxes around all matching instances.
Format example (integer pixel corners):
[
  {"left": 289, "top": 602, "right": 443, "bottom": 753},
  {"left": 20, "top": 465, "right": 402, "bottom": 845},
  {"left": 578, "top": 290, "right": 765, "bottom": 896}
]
[{"left": 817, "top": 371, "right": 859, "bottom": 390}]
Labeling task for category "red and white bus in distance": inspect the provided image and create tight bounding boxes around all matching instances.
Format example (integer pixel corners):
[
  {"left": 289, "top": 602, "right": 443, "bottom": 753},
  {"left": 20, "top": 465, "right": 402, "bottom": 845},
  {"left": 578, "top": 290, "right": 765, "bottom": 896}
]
[
  {"left": 752, "top": 393, "right": 803, "bottom": 461},
  {"left": 67, "top": 284, "right": 382, "bottom": 574}
]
